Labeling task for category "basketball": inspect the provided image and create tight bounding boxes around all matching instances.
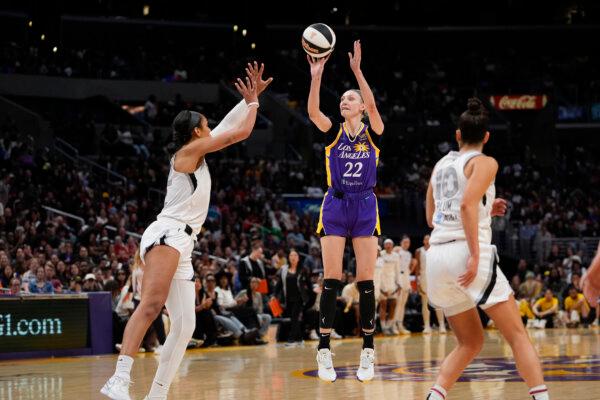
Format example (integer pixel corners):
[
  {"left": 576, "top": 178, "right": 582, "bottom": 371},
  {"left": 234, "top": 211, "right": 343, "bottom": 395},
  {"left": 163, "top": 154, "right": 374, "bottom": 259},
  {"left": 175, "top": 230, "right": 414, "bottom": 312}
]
[{"left": 301, "top": 23, "right": 335, "bottom": 58}]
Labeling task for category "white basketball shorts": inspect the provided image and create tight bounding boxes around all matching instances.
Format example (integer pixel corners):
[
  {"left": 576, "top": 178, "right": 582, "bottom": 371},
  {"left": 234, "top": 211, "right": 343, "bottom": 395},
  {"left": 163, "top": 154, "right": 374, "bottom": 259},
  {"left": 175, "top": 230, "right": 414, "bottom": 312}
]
[
  {"left": 140, "top": 218, "right": 195, "bottom": 280},
  {"left": 425, "top": 241, "right": 512, "bottom": 317}
]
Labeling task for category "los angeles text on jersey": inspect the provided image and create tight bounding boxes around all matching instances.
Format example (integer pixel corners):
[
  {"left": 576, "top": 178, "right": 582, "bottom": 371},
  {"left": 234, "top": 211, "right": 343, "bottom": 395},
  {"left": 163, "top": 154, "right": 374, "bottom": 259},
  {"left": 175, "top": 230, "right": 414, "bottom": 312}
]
[{"left": 336, "top": 143, "right": 371, "bottom": 159}]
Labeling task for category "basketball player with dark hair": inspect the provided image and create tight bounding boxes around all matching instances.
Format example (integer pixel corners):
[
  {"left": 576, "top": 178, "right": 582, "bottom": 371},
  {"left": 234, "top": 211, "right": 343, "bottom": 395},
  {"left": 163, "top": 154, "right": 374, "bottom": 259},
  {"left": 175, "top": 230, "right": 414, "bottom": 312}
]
[
  {"left": 101, "top": 63, "right": 272, "bottom": 400},
  {"left": 424, "top": 98, "right": 548, "bottom": 400},
  {"left": 307, "top": 40, "right": 384, "bottom": 382}
]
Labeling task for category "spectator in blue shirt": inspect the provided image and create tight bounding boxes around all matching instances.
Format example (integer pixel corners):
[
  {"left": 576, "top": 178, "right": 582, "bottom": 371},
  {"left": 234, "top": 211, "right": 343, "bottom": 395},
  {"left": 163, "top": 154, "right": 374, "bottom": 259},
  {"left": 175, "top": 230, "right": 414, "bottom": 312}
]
[{"left": 29, "top": 266, "right": 54, "bottom": 294}]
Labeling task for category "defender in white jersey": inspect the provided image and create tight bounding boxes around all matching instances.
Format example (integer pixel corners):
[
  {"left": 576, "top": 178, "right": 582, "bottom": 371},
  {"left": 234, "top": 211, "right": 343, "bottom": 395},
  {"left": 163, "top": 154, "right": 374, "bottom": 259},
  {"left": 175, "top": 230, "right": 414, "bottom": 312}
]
[
  {"left": 101, "top": 63, "right": 273, "bottom": 400},
  {"left": 423, "top": 98, "right": 548, "bottom": 400},
  {"left": 415, "top": 235, "right": 446, "bottom": 333},
  {"left": 426, "top": 146, "right": 506, "bottom": 315}
]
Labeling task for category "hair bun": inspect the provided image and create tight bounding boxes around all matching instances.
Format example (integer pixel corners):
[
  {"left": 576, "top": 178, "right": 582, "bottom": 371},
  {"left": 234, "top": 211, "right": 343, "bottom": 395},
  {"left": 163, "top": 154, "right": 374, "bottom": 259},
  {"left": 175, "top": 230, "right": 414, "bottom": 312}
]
[{"left": 467, "top": 97, "right": 483, "bottom": 113}]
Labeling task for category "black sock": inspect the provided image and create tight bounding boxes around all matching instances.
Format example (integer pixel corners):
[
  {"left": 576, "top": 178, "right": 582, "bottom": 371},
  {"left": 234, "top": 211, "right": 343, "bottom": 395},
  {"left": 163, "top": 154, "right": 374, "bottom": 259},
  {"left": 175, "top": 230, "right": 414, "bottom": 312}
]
[
  {"left": 318, "top": 332, "right": 331, "bottom": 350},
  {"left": 362, "top": 331, "right": 374, "bottom": 349}
]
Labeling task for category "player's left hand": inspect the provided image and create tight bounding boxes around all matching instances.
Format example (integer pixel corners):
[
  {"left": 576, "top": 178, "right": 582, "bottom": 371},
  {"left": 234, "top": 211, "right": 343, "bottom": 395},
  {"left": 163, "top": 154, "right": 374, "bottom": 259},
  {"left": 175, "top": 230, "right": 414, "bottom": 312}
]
[
  {"left": 458, "top": 255, "right": 479, "bottom": 288},
  {"left": 491, "top": 198, "right": 508, "bottom": 217},
  {"left": 348, "top": 40, "right": 362, "bottom": 73},
  {"left": 245, "top": 61, "right": 273, "bottom": 95}
]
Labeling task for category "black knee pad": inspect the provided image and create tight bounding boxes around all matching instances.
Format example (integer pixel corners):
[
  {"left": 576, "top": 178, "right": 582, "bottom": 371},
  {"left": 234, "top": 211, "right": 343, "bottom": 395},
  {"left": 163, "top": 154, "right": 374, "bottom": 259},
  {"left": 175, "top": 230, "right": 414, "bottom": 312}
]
[
  {"left": 319, "top": 279, "right": 342, "bottom": 329},
  {"left": 357, "top": 280, "right": 376, "bottom": 331}
]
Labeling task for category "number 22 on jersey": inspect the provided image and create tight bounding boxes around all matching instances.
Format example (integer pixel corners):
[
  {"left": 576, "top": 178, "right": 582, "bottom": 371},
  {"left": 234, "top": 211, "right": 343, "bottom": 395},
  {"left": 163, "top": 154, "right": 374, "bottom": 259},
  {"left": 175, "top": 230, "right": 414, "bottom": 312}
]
[{"left": 343, "top": 161, "right": 363, "bottom": 177}]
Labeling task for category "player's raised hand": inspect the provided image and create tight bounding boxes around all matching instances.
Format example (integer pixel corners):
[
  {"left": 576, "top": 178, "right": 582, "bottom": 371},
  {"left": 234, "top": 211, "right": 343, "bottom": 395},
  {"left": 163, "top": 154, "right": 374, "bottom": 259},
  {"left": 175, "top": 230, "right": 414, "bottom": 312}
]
[
  {"left": 234, "top": 76, "right": 258, "bottom": 104},
  {"left": 458, "top": 255, "right": 478, "bottom": 288},
  {"left": 491, "top": 198, "right": 508, "bottom": 217},
  {"left": 245, "top": 61, "right": 273, "bottom": 95},
  {"left": 348, "top": 40, "right": 362, "bottom": 74},
  {"left": 307, "top": 54, "right": 330, "bottom": 77}
]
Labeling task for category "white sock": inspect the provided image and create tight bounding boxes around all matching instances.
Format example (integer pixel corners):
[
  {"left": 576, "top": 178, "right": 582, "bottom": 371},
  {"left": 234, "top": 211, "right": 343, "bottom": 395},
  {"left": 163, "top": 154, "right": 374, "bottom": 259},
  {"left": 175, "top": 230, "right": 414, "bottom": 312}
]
[
  {"left": 529, "top": 384, "right": 549, "bottom": 400},
  {"left": 427, "top": 384, "right": 447, "bottom": 400},
  {"left": 115, "top": 355, "right": 134, "bottom": 380}
]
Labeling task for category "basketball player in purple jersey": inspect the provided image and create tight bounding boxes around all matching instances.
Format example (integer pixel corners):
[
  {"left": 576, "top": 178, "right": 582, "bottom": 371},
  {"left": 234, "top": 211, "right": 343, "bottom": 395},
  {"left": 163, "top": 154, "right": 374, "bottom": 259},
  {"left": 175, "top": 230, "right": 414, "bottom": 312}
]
[{"left": 307, "top": 40, "right": 384, "bottom": 382}]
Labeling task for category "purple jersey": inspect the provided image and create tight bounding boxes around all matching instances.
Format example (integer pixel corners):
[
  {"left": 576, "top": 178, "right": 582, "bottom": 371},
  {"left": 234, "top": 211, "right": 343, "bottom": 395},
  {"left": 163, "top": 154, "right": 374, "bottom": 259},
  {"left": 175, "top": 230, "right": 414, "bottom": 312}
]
[
  {"left": 316, "top": 122, "right": 382, "bottom": 238},
  {"left": 325, "top": 122, "right": 380, "bottom": 193}
]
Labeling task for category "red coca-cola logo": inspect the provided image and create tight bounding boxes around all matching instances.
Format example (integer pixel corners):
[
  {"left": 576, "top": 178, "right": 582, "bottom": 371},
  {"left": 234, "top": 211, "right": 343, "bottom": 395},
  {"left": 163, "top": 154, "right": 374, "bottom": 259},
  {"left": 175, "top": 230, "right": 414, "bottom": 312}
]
[{"left": 490, "top": 95, "right": 548, "bottom": 110}]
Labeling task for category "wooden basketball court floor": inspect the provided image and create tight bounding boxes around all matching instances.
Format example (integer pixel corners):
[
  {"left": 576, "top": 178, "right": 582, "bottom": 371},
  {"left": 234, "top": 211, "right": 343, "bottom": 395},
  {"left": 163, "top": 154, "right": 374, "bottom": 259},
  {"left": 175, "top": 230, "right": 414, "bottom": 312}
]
[{"left": 1, "top": 328, "right": 599, "bottom": 400}]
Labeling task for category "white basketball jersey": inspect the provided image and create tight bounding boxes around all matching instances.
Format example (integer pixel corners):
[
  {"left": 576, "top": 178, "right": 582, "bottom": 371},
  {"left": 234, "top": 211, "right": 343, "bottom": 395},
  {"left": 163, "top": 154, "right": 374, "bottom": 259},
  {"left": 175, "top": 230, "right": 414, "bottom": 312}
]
[
  {"left": 397, "top": 248, "right": 412, "bottom": 273},
  {"left": 430, "top": 150, "right": 495, "bottom": 245},
  {"left": 379, "top": 250, "right": 400, "bottom": 285},
  {"left": 157, "top": 158, "right": 211, "bottom": 234}
]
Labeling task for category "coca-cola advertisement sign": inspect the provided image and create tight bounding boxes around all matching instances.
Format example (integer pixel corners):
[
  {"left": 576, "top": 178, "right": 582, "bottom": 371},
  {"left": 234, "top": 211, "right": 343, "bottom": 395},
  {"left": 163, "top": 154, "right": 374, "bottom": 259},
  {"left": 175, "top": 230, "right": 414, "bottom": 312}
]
[{"left": 489, "top": 95, "right": 548, "bottom": 110}]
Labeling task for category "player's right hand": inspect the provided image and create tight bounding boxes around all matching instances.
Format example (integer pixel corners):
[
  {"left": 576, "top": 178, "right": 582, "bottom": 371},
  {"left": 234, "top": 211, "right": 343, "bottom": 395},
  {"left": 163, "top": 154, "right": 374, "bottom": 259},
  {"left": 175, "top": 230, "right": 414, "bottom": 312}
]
[
  {"left": 491, "top": 198, "right": 508, "bottom": 217},
  {"left": 458, "top": 255, "right": 478, "bottom": 288},
  {"left": 307, "top": 54, "right": 330, "bottom": 77}
]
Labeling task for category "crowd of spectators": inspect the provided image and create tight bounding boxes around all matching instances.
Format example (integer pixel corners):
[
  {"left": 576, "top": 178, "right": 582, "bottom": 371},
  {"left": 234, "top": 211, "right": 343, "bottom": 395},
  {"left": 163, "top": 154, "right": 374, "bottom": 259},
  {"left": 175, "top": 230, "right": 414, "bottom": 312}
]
[
  {"left": 3, "top": 41, "right": 600, "bottom": 125},
  {"left": 512, "top": 248, "right": 599, "bottom": 329}
]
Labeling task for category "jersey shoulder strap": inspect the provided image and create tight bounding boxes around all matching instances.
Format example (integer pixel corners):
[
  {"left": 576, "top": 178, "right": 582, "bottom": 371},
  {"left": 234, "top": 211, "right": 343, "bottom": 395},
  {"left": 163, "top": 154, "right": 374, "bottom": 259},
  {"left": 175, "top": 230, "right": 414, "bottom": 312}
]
[{"left": 456, "top": 151, "right": 483, "bottom": 178}]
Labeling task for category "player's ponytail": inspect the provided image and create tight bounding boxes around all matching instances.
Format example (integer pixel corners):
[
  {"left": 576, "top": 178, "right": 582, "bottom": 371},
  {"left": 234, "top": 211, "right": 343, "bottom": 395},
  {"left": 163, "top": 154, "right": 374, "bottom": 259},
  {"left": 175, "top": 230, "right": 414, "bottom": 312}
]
[
  {"left": 169, "top": 110, "right": 205, "bottom": 154},
  {"left": 458, "top": 97, "right": 489, "bottom": 144}
]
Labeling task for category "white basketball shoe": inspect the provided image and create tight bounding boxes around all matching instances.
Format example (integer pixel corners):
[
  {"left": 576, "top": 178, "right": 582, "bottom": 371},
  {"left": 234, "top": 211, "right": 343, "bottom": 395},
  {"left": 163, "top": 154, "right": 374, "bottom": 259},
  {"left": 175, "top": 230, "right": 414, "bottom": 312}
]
[
  {"left": 100, "top": 375, "right": 132, "bottom": 400},
  {"left": 316, "top": 348, "right": 337, "bottom": 382},
  {"left": 356, "top": 348, "right": 375, "bottom": 382}
]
